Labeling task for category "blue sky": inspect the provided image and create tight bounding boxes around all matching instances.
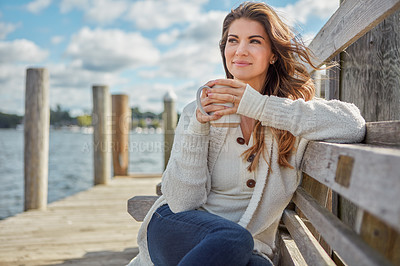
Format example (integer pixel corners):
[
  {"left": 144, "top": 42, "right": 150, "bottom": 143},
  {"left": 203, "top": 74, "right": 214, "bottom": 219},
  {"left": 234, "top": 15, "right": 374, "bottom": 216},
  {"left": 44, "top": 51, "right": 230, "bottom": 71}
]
[{"left": 0, "top": 0, "right": 338, "bottom": 116}]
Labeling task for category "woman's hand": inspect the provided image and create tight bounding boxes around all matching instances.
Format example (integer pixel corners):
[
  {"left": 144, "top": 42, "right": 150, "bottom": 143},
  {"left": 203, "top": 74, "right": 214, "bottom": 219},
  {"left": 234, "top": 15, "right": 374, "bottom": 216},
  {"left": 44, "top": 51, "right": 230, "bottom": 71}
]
[
  {"left": 196, "top": 87, "right": 225, "bottom": 124},
  {"left": 204, "top": 79, "right": 247, "bottom": 117}
]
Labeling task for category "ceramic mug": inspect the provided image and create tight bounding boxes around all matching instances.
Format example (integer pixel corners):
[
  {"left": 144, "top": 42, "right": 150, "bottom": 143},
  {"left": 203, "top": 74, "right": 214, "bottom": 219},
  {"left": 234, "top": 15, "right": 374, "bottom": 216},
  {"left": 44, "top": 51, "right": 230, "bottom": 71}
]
[{"left": 196, "top": 84, "right": 241, "bottom": 127}]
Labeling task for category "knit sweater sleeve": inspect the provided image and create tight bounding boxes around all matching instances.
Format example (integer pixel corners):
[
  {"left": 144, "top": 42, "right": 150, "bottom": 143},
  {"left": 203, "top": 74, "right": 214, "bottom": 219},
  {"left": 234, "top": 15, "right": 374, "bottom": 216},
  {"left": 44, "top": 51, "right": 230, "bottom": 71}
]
[
  {"left": 237, "top": 85, "right": 366, "bottom": 143},
  {"left": 161, "top": 102, "right": 211, "bottom": 213}
]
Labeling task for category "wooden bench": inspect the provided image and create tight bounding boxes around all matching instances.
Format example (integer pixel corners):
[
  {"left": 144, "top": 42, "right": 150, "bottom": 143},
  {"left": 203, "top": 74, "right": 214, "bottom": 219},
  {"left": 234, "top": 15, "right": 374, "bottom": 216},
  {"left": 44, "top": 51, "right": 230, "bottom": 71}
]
[
  {"left": 128, "top": 0, "right": 400, "bottom": 265},
  {"left": 128, "top": 121, "right": 400, "bottom": 265}
]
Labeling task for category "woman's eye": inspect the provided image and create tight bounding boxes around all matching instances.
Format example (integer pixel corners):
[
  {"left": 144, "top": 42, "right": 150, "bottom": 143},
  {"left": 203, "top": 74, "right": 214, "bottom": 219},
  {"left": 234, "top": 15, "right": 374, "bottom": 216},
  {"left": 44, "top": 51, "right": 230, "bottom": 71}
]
[
  {"left": 250, "top": 39, "right": 261, "bottom": 44},
  {"left": 227, "top": 38, "right": 238, "bottom": 43}
]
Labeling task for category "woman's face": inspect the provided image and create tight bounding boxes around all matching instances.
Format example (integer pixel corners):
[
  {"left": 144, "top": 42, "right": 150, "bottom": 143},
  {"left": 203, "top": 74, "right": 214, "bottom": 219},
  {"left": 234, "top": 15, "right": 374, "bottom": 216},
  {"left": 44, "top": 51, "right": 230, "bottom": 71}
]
[{"left": 224, "top": 18, "right": 275, "bottom": 90}]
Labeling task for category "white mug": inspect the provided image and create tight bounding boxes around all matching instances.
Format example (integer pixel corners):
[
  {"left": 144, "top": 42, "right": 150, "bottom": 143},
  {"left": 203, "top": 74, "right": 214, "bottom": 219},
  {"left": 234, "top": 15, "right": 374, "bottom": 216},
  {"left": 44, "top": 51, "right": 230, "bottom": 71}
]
[{"left": 196, "top": 84, "right": 241, "bottom": 128}]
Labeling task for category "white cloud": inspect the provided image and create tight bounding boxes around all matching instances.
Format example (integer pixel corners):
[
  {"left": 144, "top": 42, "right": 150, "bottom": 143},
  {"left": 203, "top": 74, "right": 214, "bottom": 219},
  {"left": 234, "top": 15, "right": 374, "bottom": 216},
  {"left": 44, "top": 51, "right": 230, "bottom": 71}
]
[
  {"left": 0, "top": 64, "right": 27, "bottom": 115},
  {"left": 141, "top": 10, "right": 225, "bottom": 81},
  {"left": 49, "top": 62, "right": 126, "bottom": 89},
  {"left": 51, "top": 35, "right": 65, "bottom": 44},
  {"left": 65, "top": 27, "right": 160, "bottom": 72},
  {"left": 276, "top": 0, "right": 338, "bottom": 26},
  {"left": 157, "top": 29, "right": 180, "bottom": 45},
  {"left": 0, "top": 39, "right": 48, "bottom": 63},
  {"left": 26, "top": 0, "right": 52, "bottom": 14},
  {"left": 60, "top": 0, "right": 127, "bottom": 24},
  {"left": 48, "top": 62, "right": 128, "bottom": 112},
  {"left": 125, "top": 0, "right": 209, "bottom": 30},
  {"left": 0, "top": 22, "right": 20, "bottom": 40}
]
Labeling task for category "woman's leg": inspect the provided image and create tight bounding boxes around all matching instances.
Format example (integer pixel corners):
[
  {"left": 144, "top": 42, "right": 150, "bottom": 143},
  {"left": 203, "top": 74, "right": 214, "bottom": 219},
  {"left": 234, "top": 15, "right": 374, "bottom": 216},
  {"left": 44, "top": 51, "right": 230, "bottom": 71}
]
[
  {"left": 147, "top": 204, "right": 255, "bottom": 266},
  {"left": 247, "top": 252, "right": 274, "bottom": 266}
]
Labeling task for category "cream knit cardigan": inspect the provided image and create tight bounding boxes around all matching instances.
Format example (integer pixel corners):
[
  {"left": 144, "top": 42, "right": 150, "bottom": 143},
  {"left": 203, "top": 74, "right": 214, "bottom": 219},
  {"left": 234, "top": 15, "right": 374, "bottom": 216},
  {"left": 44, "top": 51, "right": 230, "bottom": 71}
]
[{"left": 128, "top": 85, "right": 366, "bottom": 266}]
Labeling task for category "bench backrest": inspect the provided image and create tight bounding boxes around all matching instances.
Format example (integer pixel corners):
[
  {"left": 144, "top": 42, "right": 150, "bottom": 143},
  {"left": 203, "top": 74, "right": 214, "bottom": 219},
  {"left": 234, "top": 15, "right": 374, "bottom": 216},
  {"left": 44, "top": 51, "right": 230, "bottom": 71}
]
[
  {"left": 279, "top": 0, "right": 400, "bottom": 265},
  {"left": 280, "top": 122, "right": 400, "bottom": 265}
]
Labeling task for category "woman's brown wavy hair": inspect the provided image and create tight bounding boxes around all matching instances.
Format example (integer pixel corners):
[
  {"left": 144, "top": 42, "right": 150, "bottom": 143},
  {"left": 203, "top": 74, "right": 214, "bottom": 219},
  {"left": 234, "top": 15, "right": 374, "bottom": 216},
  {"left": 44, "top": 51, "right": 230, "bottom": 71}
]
[{"left": 220, "top": 2, "right": 319, "bottom": 171}]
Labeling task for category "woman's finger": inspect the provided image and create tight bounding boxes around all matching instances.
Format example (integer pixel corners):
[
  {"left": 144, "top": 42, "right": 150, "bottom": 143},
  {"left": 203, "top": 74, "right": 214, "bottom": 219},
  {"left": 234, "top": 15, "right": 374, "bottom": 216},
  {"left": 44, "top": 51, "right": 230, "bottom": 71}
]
[
  {"left": 208, "top": 92, "right": 240, "bottom": 104},
  {"left": 213, "top": 78, "right": 246, "bottom": 88}
]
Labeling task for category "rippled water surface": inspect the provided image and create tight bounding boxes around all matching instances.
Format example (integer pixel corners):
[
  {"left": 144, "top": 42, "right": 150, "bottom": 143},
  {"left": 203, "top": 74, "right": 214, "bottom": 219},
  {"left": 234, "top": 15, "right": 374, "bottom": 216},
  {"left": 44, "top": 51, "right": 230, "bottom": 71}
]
[{"left": 0, "top": 129, "right": 163, "bottom": 220}]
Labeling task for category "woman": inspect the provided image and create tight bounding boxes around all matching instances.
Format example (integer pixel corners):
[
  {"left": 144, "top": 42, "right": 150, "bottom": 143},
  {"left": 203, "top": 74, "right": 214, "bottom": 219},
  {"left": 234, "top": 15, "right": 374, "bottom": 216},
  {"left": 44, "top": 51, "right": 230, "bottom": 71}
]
[{"left": 128, "top": 2, "right": 365, "bottom": 265}]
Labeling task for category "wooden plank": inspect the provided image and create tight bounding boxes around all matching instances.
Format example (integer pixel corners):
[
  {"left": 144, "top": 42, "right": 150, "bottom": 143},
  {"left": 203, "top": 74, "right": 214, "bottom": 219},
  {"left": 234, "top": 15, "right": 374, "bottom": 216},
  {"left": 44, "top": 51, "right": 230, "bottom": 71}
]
[
  {"left": 293, "top": 187, "right": 391, "bottom": 266},
  {"left": 365, "top": 121, "right": 400, "bottom": 147},
  {"left": 282, "top": 210, "right": 335, "bottom": 266},
  {"left": 277, "top": 230, "right": 307, "bottom": 266},
  {"left": 359, "top": 211, "right": 400, "bottom": 264},
  {"left": 127, "top": 196, "right": 159, "bottom": 222},
  {"left": 156, "top": 182, "right": 162, "bottom": 196},
  {"left": 325, "top": 54, "right": 341, "bottom": 101},
  {"left": 299, "top": 174, "right": 332, "bottom": 255},
  {"left": 340, "top": 9, "right": 400, "bottom": 122},
  {"left": 307, "top": 0, "right": 400, "bottom": 71},
  {"left": 301, "top": 141, "right": 400, "bottom": 232},
  {"left": 0, "top": 176, "right": 160, "bottom": 266}
]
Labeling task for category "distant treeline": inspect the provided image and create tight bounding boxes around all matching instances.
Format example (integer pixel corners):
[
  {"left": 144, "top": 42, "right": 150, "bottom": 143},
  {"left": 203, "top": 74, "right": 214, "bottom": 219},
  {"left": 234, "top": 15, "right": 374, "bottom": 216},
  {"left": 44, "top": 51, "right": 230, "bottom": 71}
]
[
  {"left": 0, "top": 105, "right": 164, "bottom": 129},
  {"left": 0, "top": 112, "right": 23, "bottom": 128}
]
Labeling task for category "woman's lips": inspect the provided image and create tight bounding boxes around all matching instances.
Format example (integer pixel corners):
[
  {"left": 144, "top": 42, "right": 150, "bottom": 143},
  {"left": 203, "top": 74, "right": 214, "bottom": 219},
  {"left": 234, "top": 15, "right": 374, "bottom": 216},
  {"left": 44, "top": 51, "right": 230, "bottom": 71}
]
[{"left": 233, "top": 61, "right": 251, "bottom": 67}]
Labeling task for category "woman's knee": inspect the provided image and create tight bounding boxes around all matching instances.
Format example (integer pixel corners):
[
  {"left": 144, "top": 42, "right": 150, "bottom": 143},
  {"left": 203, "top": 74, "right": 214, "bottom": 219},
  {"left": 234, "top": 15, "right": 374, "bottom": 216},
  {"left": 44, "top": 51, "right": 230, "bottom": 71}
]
[{"left": 210, "top": 224, "right": 254, "bottom": 254}]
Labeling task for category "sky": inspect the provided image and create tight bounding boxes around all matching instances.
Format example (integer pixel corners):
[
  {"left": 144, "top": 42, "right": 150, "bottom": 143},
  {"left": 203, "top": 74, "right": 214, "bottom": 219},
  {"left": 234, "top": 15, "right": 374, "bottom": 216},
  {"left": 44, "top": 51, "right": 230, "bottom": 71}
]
[{"left": 0, "top": 0, "right": 339, "bottom": 116}]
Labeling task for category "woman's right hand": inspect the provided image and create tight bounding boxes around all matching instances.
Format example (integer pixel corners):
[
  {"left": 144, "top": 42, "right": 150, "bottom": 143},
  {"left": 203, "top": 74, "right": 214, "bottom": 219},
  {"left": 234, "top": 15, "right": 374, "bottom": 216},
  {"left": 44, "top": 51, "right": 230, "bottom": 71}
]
[{"left": 196, "top": 87, "right": 225, "bottom": 124}]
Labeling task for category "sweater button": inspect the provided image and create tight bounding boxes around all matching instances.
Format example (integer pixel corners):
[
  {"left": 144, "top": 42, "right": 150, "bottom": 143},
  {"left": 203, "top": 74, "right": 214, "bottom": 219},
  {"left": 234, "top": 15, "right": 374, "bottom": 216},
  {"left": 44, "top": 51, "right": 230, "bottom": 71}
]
[
  {"left": 246, "top": 179, "right": 256, "bottom": 188},
  {"left": 237, "top": 137, "right": 245, "bottom": 145},
  {"left": 247, "top": 154, "right": 256, "bottom": 162}
]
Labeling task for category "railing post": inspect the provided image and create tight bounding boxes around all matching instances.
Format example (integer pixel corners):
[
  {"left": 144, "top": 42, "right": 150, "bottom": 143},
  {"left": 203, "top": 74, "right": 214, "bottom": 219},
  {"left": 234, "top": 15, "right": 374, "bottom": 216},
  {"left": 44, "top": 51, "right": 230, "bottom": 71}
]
[
  {"left": 24, "top": 68, "right": 49, "bottom": 211},
  {"left": 92, "top": 85, "right": 111, "bottom": 185},
  {"left": 163, "top": 90, "right": 177, "bottom": 170},
  {"left": 111, "top": 94, "right": 130, "bottom": 176}
]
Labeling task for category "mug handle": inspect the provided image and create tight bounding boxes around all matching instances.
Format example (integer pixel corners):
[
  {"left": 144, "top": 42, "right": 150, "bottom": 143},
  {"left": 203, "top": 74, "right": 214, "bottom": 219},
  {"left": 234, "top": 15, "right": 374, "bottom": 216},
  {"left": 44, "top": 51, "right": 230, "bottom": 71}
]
[{"left": 196, "top": 85, "right": 211, "bottom": 116}]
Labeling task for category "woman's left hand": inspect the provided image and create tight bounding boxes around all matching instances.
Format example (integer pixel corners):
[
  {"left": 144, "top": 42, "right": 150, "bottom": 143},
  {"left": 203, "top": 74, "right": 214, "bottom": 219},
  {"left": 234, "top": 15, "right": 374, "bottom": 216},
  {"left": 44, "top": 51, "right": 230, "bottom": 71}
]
[{"left": 204, "top": 79, "right": 247, "bottom": 116}]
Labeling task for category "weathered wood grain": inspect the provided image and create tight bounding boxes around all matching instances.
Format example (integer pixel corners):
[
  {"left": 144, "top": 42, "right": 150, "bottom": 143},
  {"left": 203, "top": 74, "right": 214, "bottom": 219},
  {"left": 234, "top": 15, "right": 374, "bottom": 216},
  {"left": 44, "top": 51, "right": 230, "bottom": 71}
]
[
  {"left": 112, "top": 94, "right": 131, "bottom": 176},
  {"left": 128, "top": 196, "right": 159, "bottom": 222},
  {"left": 365, "top": 121, "right": 400, "bottom": 146},
  {"left": 163, "top": 91, "right": 177, "bottom": 170},
  {"left": 293, "top": 187, "right": 391, "bottom": 266},
  {"left": 301, "top": 141, "right": 400, "bottom": 232},
  {"left": 282, "top": 210, "right": 335, "bottom": 265},
  {"left": 24, "top": 68, "right": 50, "bottom": 211},
  {"left": 307, "top": 0, "right": 400, "bottom": 71},
  {"left": 92, "top": 85, "right": 111, "bottom": 185},
  {"left": 0, "top": 176, "right": 161, "bottom": 266},
  {"left": 277, "top": 230, "right": 307, "bottom": 266},
  {"left": 340, "top": 10, "right": 400, "bottom": 122}
]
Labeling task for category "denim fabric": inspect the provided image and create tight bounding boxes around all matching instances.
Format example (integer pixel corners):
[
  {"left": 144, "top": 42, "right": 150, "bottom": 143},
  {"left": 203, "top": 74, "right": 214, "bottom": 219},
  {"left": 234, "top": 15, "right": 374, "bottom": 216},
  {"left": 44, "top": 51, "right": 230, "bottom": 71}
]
[{"left": 147, "top": 204, "right": 273, "bottom": 266}]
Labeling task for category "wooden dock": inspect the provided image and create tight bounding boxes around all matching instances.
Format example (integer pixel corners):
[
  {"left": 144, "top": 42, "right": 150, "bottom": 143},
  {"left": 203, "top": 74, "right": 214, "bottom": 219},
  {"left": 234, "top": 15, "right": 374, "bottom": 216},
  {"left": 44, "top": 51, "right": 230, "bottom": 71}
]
[{"left": 0, "top": 174, "right": 161, "bottom": 266}]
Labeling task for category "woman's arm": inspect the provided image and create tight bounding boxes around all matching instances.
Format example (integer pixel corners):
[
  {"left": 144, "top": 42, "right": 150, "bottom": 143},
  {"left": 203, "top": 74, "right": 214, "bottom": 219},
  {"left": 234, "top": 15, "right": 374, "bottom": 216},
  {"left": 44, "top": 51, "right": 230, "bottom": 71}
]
[
  {"left": 161, "top": 102, "right": 211, "bottom": 213},
  {"left": 237, "top": 85, "right": 366, "bottom": 142}
]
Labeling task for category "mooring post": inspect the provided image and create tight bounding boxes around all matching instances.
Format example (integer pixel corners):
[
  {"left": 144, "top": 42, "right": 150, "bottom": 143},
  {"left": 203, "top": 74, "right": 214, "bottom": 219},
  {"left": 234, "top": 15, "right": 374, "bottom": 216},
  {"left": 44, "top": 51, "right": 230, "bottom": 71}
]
[
  {"left": 111, "top": 94, "right": 130, "bottom": 176},
  {"left": 92, "top": 85, "right": 111, "bottom": 185},
  {"left": 24, "top": 68, "right": 50, "bottom": 211},
  {"left": 163, "top": 90, "right": 177, "bottom": 170}
]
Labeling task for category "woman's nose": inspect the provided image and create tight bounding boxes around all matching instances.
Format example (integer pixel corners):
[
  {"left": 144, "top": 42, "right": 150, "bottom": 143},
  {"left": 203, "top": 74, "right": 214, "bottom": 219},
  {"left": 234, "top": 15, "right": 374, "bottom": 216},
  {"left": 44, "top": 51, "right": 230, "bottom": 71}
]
[{"left": 235, "top": 41, "right": 248, "bottom": 56}]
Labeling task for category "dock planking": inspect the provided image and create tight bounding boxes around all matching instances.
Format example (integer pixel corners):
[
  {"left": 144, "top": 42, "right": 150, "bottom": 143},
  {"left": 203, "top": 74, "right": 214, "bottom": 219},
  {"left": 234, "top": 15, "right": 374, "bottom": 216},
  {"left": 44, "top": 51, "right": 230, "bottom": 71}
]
[{"left": 0, "top": 174, "right": 161, "bottom": 266}]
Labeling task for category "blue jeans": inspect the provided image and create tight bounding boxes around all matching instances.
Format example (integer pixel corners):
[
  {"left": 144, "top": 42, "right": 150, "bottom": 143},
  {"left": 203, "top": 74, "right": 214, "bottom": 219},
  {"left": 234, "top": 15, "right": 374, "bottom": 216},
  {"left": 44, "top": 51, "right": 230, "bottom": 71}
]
[{"left": 147, "top": 204, "right": 273, "bottom": 266}]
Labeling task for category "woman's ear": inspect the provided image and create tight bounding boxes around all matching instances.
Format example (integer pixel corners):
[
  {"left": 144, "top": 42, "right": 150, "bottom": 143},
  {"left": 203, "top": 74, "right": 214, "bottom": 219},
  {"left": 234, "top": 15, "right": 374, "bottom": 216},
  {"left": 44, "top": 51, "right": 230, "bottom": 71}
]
[{"left": 270, "top": 55, "right": 277, "bottom": 64}]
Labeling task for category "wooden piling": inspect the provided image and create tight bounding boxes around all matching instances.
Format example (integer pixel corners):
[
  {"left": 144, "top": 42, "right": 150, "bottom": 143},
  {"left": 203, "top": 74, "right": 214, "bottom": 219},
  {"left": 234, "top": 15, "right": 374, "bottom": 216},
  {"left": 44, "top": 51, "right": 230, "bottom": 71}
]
[
  {"left": 92, "top": 85, "right": 111, "bottom": 185},
  {"left": 112, "top": 94, "right": 131, "bottom": 176},
  {"left": 163, "top": 90, "right": 177, "bottom": 170},
  {"left": 24, "top": 68, "right": 50, "bottom": 211}
]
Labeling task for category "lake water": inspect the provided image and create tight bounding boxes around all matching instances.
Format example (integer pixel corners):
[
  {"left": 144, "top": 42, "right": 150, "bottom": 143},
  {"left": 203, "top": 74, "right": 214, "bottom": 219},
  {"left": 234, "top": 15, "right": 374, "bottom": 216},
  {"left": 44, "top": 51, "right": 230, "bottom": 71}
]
[{"left": 0, "top": 128, "right": 164, "bottom": 220}]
